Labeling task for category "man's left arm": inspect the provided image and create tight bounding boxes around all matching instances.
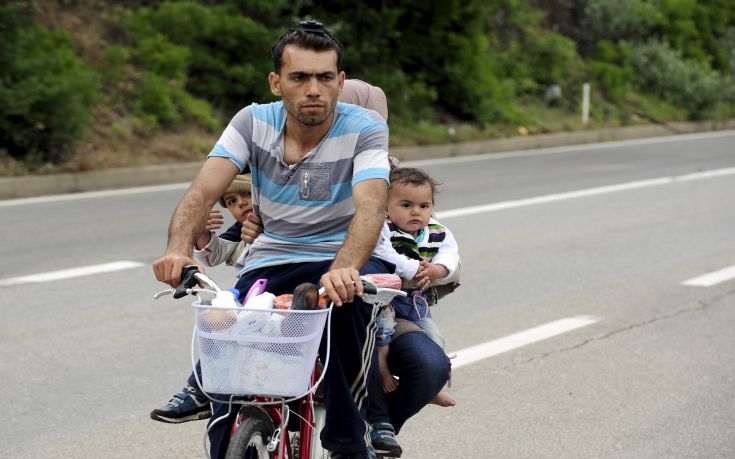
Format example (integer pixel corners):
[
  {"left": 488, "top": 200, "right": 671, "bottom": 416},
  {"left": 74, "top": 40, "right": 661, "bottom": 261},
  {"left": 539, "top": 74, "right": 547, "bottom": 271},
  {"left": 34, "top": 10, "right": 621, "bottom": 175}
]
[{"left": 320, "top": 178, "right": 387, "bottom": 306}]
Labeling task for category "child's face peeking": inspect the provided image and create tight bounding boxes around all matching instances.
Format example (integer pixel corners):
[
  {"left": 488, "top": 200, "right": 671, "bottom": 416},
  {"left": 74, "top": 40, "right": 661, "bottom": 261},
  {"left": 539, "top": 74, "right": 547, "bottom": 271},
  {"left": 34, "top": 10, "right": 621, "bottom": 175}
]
[
  {"left": 387, "top": 181, "right": 433, "bottom": 236},
  {"left": 222, "top": 191, "right": 253, "bottom": 223}
]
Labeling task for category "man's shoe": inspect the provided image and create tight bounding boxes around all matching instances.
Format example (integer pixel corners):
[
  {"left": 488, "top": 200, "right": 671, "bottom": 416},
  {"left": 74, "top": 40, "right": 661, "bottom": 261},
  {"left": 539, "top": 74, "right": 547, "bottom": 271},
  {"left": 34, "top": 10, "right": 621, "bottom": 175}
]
[
  {"left": 150, "top": 385, "right": 211, "bottom": 423},
  {"left": 370, "top": 422, "right": 402, "bottom": 457}
]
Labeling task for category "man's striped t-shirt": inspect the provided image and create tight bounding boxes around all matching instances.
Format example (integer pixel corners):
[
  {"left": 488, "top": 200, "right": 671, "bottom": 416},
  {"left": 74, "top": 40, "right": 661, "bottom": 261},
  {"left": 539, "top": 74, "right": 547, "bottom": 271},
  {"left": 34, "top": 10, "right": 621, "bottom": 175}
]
[{"left": 209, "top": 101, "right": 390, "bottom": 276}]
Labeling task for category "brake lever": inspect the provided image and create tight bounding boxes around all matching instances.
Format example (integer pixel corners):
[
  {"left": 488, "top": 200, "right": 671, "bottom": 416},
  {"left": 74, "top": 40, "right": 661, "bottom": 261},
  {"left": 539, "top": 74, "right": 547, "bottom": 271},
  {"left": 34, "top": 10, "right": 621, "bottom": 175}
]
[
  {"left": 361, "top": 287, "right": 406, "bottom": 306},
  {"left": 174, "top": 266, "right": 200, "bottom": 299},
  {"left": 153, "top": 289, "right": 174, "bottom": 299}
]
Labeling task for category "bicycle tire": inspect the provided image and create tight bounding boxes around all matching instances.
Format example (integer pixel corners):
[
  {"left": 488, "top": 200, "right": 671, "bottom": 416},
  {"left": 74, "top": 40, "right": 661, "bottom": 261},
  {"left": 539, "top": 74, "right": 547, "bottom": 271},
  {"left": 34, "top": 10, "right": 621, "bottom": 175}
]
[
  {"left": 307, "top": 405, "right": 329, "bottom": 459},
  {"left": 225, "top": 417, "right": 274, "bottom": 459}
]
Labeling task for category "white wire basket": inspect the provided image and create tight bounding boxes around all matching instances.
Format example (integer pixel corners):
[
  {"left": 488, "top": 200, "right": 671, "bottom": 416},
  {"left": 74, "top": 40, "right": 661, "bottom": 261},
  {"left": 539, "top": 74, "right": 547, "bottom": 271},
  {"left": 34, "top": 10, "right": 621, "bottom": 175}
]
[{"left": 192, "top": 303, "right": 330, "bottom": 397}]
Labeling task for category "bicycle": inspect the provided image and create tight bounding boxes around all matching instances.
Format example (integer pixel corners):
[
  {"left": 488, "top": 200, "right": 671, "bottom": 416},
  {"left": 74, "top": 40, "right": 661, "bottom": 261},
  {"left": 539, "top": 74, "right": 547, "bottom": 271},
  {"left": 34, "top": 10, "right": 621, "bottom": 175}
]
[{"left": 155, "top": 266, "right": 406, "bottom": 459}]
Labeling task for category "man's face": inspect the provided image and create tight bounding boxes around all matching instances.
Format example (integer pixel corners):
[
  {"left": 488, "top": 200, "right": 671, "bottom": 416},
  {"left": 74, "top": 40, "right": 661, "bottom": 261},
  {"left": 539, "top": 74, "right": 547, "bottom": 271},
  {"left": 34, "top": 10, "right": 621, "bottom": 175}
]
[{"left": 269, "top": 45, "right": 344, "bottom": 127}]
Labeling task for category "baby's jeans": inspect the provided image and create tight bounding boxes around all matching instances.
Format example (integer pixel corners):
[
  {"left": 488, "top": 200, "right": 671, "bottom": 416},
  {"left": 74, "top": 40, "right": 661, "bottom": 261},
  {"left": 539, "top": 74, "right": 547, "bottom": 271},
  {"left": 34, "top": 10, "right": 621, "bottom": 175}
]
[
  {"left": 392, "top": 289, "right": 445, "bottom": 350},
  {"left": 375, "top": 305, "right": 396, "bottom": 347}
]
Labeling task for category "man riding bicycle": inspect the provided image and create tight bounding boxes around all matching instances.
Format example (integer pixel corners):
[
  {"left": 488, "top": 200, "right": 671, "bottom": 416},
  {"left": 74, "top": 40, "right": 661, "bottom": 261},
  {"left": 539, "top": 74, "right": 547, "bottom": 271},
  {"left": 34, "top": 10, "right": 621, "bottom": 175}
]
[{"left": 153, "top": 20, "right": 450, "bottom": 458}]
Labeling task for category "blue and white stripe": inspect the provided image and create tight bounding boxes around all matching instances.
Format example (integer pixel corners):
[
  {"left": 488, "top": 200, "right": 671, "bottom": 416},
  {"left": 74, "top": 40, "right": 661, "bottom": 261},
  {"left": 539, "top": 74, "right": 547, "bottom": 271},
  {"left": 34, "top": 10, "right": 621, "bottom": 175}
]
[{"left": 210, "top": 101, "right": 389, "bottom": 275}]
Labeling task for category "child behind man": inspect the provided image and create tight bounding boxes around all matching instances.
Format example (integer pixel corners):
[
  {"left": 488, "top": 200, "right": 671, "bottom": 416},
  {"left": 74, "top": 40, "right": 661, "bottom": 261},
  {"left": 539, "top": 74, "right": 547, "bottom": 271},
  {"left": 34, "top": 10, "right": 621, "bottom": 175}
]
[
  {"left": 150, "top": 174, "right": 252, "bottom": 423},
  {"left": 369, "top": 167, "right": 460, "bottom": 456},
  {"left": 193, "top": 174, "right": 253, "bottom": 269}
]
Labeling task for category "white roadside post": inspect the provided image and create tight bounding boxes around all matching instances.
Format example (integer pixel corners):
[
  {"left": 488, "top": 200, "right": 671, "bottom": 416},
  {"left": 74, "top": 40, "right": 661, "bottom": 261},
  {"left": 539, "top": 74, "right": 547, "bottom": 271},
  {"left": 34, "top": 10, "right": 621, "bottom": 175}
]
[{"left": 582, "top": 82, "right": 590, "bottom": 126}]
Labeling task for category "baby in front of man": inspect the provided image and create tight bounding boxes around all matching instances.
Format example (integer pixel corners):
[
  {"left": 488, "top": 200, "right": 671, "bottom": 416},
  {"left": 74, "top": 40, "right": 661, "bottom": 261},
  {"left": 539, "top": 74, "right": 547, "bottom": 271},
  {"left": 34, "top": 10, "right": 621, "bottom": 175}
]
[
  {"left": 367, "top": 166, "right": 461, "bottom": 455},
  {"left": 373, "top": 167, "right": 459, "bottom": 404}
]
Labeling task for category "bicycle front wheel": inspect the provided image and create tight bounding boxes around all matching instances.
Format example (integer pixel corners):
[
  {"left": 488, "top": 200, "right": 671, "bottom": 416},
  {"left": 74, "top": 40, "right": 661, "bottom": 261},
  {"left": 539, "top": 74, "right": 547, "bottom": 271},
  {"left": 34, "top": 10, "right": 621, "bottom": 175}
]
[
  {"left": 308, "top": 404, "right": 329, "bottom": 459},
  {"left": 225, "top": 417, "right": 274, "bottom": 459}
]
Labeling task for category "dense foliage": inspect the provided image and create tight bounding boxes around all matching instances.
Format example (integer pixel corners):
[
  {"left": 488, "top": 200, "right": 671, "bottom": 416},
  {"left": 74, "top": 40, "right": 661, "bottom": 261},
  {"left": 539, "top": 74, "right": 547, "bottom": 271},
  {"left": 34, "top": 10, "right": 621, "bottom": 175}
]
[
  {"left": 0, "top": 3, "right": 99, "bottom": 165},
  {"left": 1, "top": 0, "right": 734, "bottom": 167}
]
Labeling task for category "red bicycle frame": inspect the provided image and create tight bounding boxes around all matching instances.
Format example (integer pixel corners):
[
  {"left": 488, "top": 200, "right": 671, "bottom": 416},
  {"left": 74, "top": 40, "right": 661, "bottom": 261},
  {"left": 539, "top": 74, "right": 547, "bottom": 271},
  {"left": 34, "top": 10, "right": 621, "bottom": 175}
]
[{"left": 229, "top": 362, "right": 323, "bottom": 458}]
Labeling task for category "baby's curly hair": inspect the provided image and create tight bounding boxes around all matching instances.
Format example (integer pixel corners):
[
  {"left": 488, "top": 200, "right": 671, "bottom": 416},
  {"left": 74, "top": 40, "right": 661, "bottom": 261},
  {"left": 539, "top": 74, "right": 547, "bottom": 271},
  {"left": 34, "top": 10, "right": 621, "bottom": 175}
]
[{"left": 389, "top": 167, "right": 440, "bottom": 201}]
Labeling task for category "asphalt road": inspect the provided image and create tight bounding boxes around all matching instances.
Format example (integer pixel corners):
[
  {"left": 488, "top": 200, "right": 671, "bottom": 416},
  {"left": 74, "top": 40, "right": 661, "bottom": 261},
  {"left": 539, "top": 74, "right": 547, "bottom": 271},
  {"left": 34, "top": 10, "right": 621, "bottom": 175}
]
[{"left": 1, "top": 131, "right": 734, "bottom": 458}]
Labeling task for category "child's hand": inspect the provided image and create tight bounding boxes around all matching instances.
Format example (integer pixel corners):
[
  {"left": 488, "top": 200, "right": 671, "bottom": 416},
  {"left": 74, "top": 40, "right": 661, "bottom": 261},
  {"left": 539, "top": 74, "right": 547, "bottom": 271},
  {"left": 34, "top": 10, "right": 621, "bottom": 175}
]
[
  {"left": 241, "top": 213, "right": 263, "bottom": 243},
  {"left": 415, "top": 261, "right": 449, "bottom": 291},
  {"left": 205, "top": 209, "right": 225, "bottom": 231},
  {"left": 382, "top": 374, "right": 399, "bottom": 393},
  {"left": 194, "top": 209, "right": 224, "bottom": 250},
  {"left": 194, "top": 209, "right": 223, "bottom": 249}
]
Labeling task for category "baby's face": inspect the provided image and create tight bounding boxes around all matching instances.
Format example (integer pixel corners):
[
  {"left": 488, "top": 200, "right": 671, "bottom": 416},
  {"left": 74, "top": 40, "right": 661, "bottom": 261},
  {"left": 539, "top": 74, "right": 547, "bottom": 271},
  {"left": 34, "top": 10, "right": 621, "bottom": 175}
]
[
  {"left": 387, "top": 182, "right": 433, "bottom": 236},
  {"left": 222, "top": 191, "right": 253, "bottom": 223}
]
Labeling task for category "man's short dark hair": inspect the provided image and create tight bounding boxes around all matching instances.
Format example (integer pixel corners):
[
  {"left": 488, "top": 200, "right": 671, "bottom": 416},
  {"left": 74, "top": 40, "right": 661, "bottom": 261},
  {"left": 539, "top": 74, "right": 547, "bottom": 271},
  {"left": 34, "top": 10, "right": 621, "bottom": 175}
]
[{"left": 271, "top": 20, "right": 344, "bottom": 73}]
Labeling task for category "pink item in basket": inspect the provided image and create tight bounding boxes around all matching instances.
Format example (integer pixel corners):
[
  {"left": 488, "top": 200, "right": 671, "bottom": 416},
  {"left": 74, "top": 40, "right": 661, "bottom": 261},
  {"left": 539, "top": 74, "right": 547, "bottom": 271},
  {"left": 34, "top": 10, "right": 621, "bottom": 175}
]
[
  {"left": 274, "top": 294, "right": 293, "bottom": 310},
  {"left": 243, "top": 278, "right": 268, "bottom": 305}
]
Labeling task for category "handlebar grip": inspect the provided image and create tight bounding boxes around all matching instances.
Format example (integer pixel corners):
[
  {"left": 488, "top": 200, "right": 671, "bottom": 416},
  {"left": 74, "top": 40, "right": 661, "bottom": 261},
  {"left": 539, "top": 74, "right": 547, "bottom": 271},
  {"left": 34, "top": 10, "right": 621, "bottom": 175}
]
[
  {"left": 361, "top": 280, "right": 377, "bottom": 295},
  {"left": 173, "top": 265, "right": 200, "bottom": 299}
]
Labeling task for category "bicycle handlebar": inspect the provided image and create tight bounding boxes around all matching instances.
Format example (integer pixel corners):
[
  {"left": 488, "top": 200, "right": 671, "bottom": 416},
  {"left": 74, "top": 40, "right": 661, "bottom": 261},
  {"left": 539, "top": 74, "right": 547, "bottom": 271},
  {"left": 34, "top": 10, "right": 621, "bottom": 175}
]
[
  {"left": 153, "top": 266, "right": 222, "bottom": 301},
  {"left": 173, "top": 266, "right": 200, "bottom": 298},
  {"left": 155, "top": 266, "right": 406, "bottom": 306}
]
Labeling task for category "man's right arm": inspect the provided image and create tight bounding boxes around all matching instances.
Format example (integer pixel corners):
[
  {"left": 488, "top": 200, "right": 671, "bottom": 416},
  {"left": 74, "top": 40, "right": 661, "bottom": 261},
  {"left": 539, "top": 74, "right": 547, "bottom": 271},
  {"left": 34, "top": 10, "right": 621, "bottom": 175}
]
[{"left": 153, "top": 157, "right": 240, "bottom": 286}]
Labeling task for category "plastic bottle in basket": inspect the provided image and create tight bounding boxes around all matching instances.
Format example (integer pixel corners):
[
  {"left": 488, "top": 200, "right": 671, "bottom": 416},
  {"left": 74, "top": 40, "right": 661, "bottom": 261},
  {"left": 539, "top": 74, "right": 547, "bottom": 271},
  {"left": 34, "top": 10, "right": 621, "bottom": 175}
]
[
  {"left": 237, "top": 292, "right": 275, "bottom": 335},
  {"left": 212, "top": 289, "right": 240, "bottom": 308},
  {"left": 199, "top": 289, "right": 238, "bottom": 331}
]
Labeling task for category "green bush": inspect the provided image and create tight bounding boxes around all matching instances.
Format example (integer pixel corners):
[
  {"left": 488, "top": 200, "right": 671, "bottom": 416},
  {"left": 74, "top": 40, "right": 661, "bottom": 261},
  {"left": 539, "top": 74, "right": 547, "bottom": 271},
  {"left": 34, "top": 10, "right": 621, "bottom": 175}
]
[
  {"left": 103, "top": 3, "right": 231, "bottom": 134},
  {"left": 100, "top": 45, "right": 132, "bottom": 87},
  {"left": 134, "top": 32, "right": 191, "bottom": 81},
  {"left": 630, "top": 40, "right": 734, "bottom": 118},
  {"left": 590, "top": 41, "right": 634, "bottom": 102},
  {"left": 484, "top": 3, "right": 586, "bottom": 118},
  {"left": 132, "top": 72, "right": 218, "bottom": 132},
  {"left": 443, "top": 32, "right": 516, "bottom": 124},
  {"left": 123, "top": 2, "right": 277, "bottom": 112},
  {"left": 358, "top": 67, "right": 437, "bottom": 123},
  {"left": 0, "top": 5, "right": 99, "bottom": 165},
  {"left": 132, "top": 73, "right": 181, "bottom": 129},
  {"left": 537, "top": 0, "right": 662, "bottom": 56},
  {"left": 523, "top": 32, "right": 583, "bottom": 89},
  {"left": 582, "top": 0, "right": 663, "bottom": 46}
]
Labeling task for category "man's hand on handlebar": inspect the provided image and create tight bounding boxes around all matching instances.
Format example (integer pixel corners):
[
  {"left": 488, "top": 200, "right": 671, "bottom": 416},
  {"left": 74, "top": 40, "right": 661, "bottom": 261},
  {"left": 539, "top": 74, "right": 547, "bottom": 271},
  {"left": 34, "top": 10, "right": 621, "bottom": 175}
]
[
  {"left": 236, "top": 213, "right": 370, "bottom": 306},
  {"left": 320, "top": 267, "right": 363, "bottom": 307},
  {"left": 153, "top": 253, "right": 202, "bottom": 287}
]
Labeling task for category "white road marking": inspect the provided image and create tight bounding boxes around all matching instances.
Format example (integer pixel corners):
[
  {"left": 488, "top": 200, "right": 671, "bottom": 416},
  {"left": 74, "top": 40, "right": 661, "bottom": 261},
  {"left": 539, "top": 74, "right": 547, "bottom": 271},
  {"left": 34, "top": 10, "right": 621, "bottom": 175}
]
[
  {"left": 3, "top": 131, "right": 733, "bottom": 208},
  {"left": 436, "top": 166, "right": 735, "bottom": 220},
  {"left": 682, "top": 264, "right": 735, "bottom": 287},
  {"left": 5, "top": 165, "right": 734, "bottom": 291},
  {"left": 0, "top": 183, "right": 189, "bottom": 207},
  {"left": 0, "top": 261, "right": 145, "bottom": 286},
  {"left": 407, "top": 130, "right": 735, "bottom": 167},
  {"left": 450, "top": 315, "right": 602, "bottom": 369}
]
